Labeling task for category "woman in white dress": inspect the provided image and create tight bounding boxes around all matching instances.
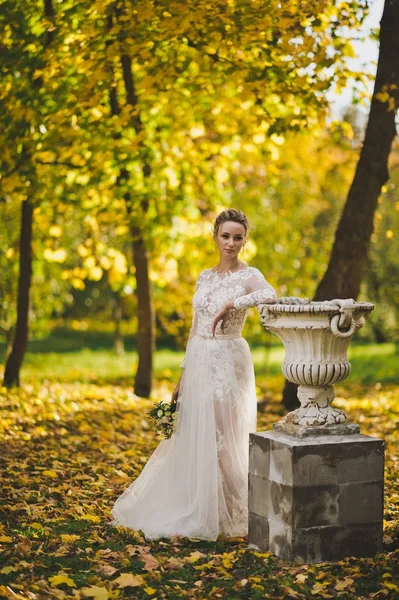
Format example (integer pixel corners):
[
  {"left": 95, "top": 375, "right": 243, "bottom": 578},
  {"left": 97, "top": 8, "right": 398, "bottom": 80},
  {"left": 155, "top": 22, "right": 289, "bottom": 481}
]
[{"left": 111, "top": 209, "right": 277, "bottom": 540}]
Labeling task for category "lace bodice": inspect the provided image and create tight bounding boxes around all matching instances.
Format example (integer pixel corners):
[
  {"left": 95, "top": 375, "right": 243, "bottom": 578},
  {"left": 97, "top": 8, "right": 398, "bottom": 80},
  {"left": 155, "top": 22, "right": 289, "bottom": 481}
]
[{"left": 190, "top": 267, "right": 276, "bottom": 339}]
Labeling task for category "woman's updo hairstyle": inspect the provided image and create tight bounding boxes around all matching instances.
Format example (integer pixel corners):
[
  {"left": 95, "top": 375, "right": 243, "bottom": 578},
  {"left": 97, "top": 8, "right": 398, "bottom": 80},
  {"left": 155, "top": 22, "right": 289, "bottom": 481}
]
[{"left": 212, "top": 208, "right": 249, "bottom": 240}]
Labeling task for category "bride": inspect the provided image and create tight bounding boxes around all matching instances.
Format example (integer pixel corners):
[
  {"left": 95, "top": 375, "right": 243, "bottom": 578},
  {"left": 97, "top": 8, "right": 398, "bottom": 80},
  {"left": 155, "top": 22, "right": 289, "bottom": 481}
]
[{"left": 111, "top": 208, "right": 277, "bottom": 540}]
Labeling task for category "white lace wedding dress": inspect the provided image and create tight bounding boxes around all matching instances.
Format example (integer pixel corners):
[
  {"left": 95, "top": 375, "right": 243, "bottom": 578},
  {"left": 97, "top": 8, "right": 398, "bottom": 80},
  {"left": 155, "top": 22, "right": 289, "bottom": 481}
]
[{"left": 111, "top": 267, "right": 276, "bottom": 540}]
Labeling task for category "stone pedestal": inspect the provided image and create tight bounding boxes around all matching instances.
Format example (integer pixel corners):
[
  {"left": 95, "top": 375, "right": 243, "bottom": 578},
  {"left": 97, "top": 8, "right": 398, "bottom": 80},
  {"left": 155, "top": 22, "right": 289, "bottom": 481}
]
[{"left": 248, "top": 430, "right": 384, "bottom": 563}]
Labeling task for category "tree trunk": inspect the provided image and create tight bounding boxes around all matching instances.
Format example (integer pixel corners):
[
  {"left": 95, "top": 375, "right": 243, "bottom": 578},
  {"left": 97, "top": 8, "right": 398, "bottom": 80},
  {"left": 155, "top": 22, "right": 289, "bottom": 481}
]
[
  {"left": 3, "top": 199, "right": 34, "bottom": 387},
  {"left": 107, "top": 12, "right": 155, "bottom": 397},
  {"left": 282, "top": 0, "right": 399, "bottom": 409},
  {"left": 131, "top": 232, "right": 154, "bottom": 396},
  {"left": 5, "top": 327, "right": 14, "bottom": 362},
  {"left": 113, "top": 292, "right": 125, "bottom": 356},
  {"left": 314, "top": 0, "right": 399, "bottom": 301},
  {"left": 2, "top": 0, "right": 55, "bottom": 387},
  {"left": 119, "top": 51, "right": 154, "bottom": 398},
  {"left": 281, "top": 381, "right": 300, "bottom": 411},
  {"left": 367, "top": 260, "right": 387, "bottom": 343}
]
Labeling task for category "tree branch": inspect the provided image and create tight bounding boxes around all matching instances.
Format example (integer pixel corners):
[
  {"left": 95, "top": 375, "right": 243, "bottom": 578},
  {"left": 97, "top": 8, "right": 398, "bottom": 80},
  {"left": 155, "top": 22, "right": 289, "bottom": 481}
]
[{"left": 35, "top": 159, "right": 84, "bottom": 168}]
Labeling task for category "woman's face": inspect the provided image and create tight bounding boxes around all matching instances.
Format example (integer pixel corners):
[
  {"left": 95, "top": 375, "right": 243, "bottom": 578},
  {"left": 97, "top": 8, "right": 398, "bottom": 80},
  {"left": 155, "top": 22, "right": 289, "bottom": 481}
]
[{"left": 215, "top": 221, "right": 246, "bottom": 258}]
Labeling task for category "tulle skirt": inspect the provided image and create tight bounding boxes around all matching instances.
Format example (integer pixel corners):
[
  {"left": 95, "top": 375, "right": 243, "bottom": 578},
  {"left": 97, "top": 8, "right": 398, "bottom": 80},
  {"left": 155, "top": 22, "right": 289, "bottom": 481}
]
[{"left": 111, "top": 334, "right": 257, "bottom": 540}]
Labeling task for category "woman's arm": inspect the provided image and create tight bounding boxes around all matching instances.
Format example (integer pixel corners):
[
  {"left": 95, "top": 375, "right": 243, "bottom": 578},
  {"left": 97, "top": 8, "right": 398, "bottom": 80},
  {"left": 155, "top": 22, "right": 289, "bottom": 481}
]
[
  {"left": 233, "top": 269, "right": 277, "bottom": 309},
  {"left": 211, "top": 269, "right": 277, "bottom": 335}
]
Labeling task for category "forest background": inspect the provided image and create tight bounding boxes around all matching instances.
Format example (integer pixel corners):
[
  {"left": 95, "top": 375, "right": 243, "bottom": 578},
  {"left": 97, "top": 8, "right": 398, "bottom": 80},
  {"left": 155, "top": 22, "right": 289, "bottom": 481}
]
[
  {"left": 0, "top": 0, "right": 398, "bottom": 598},
  {"left": 1, "top": 0, "right": 398, "bottom": 389}
]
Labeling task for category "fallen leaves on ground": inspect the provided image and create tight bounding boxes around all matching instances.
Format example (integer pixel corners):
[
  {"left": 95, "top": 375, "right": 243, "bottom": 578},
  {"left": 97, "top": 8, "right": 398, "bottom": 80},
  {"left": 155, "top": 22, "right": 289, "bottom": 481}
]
[{"left": 0, "top": 376, "right": 398, "bottom": 599}]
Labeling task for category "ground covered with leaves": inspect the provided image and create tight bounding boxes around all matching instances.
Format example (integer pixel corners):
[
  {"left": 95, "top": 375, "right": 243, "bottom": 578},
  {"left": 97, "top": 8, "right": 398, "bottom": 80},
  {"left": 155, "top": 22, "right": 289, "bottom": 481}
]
[{"left": 0, "top": 357, "right": 398, "bottom": 599}]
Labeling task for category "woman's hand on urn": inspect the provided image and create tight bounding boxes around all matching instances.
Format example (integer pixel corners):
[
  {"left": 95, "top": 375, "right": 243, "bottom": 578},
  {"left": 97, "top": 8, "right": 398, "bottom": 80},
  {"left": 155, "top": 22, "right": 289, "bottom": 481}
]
[{"left": 211, "top": 301, "right": 234, "bottom": 336}]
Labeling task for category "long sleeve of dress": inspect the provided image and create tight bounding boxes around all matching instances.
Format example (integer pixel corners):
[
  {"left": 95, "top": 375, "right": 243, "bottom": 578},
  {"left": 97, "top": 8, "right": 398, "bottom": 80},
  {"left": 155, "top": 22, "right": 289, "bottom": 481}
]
[{"left": 233, "top": 268, "right": 277, "bottom": 309}]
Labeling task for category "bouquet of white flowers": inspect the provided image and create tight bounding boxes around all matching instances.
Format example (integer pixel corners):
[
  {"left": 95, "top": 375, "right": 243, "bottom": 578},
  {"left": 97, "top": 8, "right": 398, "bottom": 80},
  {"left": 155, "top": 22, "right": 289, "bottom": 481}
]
[{"left": 148, "top": 400, "right": 177, "bottom": 439}]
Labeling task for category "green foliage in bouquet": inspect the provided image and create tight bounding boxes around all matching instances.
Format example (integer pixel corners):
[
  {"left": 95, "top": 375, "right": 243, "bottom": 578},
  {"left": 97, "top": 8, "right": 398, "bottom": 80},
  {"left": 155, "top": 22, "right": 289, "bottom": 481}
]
[{"left": 148, "top": 400, "right": 177, "bottom": 439}]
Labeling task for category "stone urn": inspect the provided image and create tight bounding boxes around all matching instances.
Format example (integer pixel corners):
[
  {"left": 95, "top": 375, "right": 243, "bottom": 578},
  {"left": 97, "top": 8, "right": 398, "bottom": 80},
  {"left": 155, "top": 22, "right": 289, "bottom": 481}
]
[
  {"left": 259, "top": 299, "right": 374, "bottom": 437},
  {"left": 249, "top": 298, "right": 383, "bottom": 563}
]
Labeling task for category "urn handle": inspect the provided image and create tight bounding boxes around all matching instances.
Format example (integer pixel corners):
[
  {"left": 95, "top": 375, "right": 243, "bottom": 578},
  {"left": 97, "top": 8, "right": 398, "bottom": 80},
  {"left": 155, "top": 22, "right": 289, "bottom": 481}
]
[
  {"left": 326, "top": 298, "right": 358, "bottom": 338},
  {"left": 330, "top": 314, "right": 357, "bottom": 338}
]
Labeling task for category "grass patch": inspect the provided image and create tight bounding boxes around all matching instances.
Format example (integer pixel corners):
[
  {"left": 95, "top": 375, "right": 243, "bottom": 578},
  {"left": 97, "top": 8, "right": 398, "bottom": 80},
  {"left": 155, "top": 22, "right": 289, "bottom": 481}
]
[{"left": 1, "top": 327, "right": 397, "bottom": 387}]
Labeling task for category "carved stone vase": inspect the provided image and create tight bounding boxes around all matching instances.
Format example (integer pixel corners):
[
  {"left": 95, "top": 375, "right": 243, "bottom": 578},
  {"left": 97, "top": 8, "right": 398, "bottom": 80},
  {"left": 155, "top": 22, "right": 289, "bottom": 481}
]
[
  {"left": 259, "top": 299, "right": 374, "bottom": 437},
  {"left": 250, "top": 299, "right": 383, "bottom": 563}
]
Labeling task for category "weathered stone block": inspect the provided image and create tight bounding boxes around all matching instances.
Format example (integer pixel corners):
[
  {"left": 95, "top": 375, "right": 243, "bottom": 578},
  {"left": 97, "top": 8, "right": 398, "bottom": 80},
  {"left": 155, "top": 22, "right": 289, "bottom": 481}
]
[
  {"left": 248, "top": 474, "right": 270, "bottom": 518},
  {"left": 292, "top": 435, "right": 385, "bottom": 486},
  {"left": 248, "top": 517, "right": 383, "bottom": 563},
  {"left": 249, "top": 475, "right": 293, "bottom": 523},
  {"left": 334, "top": 522, "right": 383, "bottom": 558},
  {"left": 339, "top": 481, "right": 384, "bottom": 524},
  {"left": 269, "top": 481, "right": 293, "bottom": 524},
  {"left": 336, "top": 443, "right": 384, "bottom": 484},
  {"left": 248, "top": 430, "right": 385, "bottom": 563},
  {"left": 270, "top": 440, "right": 294, "bottom": 484},
  {"left": 293, "top": 524, "right": 338, "bottom": 563},
  {"left": 294, "top": 452, "right": 338, "bottom": 486},
  {"left": 248, "top": 512, "right": 269, "bottom": 550},
  {"left": 293, "top": 485, "right": 339, "bottom": 528},
  {"left": 293, "top": 522, "right": 383, "bottom": 563},
  {"left": 268, "top": 516, "right": 293, "bottom": 559},
  {"left": 249, "top": 434, "right": 270, "bottom": 478}
]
